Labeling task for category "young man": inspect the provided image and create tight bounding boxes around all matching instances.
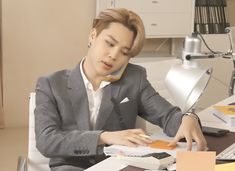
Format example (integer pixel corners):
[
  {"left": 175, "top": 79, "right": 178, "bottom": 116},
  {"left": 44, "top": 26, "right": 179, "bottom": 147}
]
[{"left": 35, "top": 8, "right": 207, "bottom": 171}]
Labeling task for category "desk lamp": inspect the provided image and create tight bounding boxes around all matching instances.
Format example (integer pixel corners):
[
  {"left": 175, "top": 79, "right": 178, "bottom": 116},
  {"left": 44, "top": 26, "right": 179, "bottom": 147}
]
[{"left": 165, "top": 33, "right": 213, "bottom": 113}]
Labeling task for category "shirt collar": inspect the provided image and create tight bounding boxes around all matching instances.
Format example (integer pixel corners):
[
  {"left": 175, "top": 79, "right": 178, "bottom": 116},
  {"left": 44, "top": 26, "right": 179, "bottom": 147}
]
[{"left": 80, "top": 57, "right": 110, "bottom": 90}]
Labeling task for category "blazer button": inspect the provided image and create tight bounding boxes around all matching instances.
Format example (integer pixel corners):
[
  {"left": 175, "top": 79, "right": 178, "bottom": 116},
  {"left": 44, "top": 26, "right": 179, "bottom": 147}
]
[
  {"left": 74, "top": 150, "right": 79, "bottom": 154},
  {"left": 89, "top": 158, "right": 96, "bottom": 164},
  {"left": 74, "top": 150, "right": 81, "bottom": 154}
]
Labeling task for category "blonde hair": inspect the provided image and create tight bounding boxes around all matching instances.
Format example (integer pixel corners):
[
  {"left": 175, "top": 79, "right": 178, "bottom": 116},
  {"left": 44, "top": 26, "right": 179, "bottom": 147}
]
[{"left": 92, "top": 8, "right": 145, "bottom": 57}]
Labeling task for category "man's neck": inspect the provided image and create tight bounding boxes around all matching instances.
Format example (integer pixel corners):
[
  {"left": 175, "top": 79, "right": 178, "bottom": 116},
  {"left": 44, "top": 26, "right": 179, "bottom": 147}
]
[{"left": 83, "top": 58, "right": 103, "bottom": 90}]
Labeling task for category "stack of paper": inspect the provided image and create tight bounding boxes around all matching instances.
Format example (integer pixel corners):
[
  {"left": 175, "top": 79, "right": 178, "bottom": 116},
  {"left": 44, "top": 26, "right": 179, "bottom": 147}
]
[{"left": 213, "top": 105, "right": 235, "bottom": 127}]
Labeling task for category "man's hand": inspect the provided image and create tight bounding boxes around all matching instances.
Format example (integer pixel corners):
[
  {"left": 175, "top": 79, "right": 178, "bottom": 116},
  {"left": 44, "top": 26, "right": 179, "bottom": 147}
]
[
  {"left": 99, "top": 129, "right": 152, "bottom": 147},
  {"left": 168, "top": 115, "right": 207, "bottom": 151}
]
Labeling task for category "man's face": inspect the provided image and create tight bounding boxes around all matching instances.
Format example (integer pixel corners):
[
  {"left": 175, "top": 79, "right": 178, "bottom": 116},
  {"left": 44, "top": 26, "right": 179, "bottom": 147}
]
[{"left": 87, "top": 22, "right": 134, "bottom": 78}]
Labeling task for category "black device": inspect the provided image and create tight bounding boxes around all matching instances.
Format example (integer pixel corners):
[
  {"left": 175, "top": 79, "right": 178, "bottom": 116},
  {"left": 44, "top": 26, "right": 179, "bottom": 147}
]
[
  {"left": 119, "top": 152, "right": 175, "bottom": 170},
  {"left": 202, "top": 126, "right": 230, "bottom": 137}
]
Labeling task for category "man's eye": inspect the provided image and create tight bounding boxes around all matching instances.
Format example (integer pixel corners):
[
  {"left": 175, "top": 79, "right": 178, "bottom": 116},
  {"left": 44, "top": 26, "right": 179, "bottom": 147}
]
[
  {"left": 121, "top": 50, "right": 129, "bottom": 56},
  {"left": 105, "top": 40, "right": 114, "bottom": 47},
  {"left": 122, "top": 51, "right": 128, "bottom": 56}
]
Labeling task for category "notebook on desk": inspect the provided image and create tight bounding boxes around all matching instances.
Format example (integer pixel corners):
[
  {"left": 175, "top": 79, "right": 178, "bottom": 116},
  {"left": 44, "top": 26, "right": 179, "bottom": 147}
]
[
  {"left": 104, "top": 130, "right": 198, "bottom": 158},
  {"left": 104, "top": 139, "right": 177, "bottom": 157}
]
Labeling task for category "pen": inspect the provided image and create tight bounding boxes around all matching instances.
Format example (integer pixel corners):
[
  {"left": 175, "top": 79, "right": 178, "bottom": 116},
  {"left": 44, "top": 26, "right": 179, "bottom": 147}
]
[
  {"left": 212, "top": 113, "right": 227, "bottom": 124},
  {"left": 139, "top": 134, "right": 151, "bottom": 139}
]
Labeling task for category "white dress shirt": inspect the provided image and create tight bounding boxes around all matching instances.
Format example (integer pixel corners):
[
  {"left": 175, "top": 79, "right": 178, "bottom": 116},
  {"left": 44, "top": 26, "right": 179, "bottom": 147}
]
[{"left": 80, "top": 59, "right": 110, "bottom": 129}]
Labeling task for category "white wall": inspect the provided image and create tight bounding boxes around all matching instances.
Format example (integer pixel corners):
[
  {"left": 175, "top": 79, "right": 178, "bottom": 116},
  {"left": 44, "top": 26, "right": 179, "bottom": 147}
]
[
  {"left": 2, "top": 0, "right": 96, "bottom": 127},
  {"left": 227, "top": 0, "right": 235, "bottom": 26}
]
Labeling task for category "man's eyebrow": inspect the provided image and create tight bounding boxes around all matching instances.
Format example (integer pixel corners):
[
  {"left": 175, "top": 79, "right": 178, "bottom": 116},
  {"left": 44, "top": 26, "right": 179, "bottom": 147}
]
[
  {"left": 107, "top": 35, "right": 118, "bottom": 43},
  {"left": 107, "top": 35, "right": 131, "bottom": 50}
]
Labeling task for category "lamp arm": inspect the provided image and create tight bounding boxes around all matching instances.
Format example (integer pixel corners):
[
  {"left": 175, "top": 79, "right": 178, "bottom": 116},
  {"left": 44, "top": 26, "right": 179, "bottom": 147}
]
[
  {"left": 195, "top": 32, "right": 218, "bottom": 54},
  {"left": 187, "top": 31, "right": 234, "bottom": 60},
  {"left": 228, "top": 54, "right": 235, "bottom": 96},
  {"left": 225, "top": 27, "right": 234, "bottom": 55},
  {"left": 185, "top": 54, "right": 215, "bottom": 60},
  {"left": 229, "top": 69, "right": 235, "bottom": 96}
]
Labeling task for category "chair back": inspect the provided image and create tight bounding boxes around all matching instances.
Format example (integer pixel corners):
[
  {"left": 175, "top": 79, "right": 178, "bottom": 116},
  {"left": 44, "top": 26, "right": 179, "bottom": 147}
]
[{"left": 28, "top": 92, "right": 50, "bottom": 171}]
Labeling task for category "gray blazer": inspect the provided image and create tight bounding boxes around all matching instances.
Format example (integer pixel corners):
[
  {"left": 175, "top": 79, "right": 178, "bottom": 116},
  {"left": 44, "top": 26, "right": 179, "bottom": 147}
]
[{"left": 35, "top": 62, "right": 182, "bottom": 169}]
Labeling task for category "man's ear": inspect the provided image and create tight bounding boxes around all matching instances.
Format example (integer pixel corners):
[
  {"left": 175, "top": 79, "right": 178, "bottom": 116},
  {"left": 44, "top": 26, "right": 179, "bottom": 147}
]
[{"left": 89, "top": 28, "right": 97, "bottom": 43}]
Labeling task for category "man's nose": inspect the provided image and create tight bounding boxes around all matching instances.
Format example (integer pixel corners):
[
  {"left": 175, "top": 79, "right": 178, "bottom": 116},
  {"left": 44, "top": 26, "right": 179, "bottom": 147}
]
[{"left": 109, "top": 49, "right": 119, "bottom": 60}]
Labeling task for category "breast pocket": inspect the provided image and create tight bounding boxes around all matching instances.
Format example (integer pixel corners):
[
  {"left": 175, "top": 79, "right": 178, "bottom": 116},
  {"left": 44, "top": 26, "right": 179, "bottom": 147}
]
[{"left": 115, "top": 100, "right": 138, "bottom": 128}]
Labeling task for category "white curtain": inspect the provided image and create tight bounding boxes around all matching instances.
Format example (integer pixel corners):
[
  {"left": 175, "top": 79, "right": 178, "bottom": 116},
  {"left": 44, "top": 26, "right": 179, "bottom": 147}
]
[
  {"left": 0, "top": 85, "right": 4, "bottom": 128},
  {"left": 0, "top": 1, "right": 4, "bottom": 128},
  {"left": 0, "top": 58, "right": 4, "bottom": 128}
]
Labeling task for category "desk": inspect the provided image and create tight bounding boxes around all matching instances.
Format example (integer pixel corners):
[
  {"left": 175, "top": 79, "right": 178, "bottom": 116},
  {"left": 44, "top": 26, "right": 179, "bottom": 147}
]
[
  {"left": 86, "top": 96, "right": 235, "bottom": 171},
  {"left": 86, "top": 133, "right": 235, "bottom": 171}
]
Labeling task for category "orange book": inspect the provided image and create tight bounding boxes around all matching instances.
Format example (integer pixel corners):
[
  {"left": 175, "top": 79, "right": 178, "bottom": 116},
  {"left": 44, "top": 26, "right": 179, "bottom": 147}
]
[
  {"left": 149, "top": 140, "right": 176, "bottom": 150},
  {"left": 213, "top": 106, "right": 235, "bottom": 115}
]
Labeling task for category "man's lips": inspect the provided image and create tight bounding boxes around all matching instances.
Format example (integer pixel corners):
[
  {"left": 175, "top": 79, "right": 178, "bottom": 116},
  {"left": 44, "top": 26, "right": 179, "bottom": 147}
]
[{"left": 101, "top": 61, "right": 113, "bottom": 69}]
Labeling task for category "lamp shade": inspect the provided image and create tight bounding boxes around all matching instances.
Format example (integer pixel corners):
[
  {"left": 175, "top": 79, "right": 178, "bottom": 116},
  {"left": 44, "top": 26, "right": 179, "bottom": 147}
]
[{"left": 165, "top": 63, "right": 212, "bottom": 113}]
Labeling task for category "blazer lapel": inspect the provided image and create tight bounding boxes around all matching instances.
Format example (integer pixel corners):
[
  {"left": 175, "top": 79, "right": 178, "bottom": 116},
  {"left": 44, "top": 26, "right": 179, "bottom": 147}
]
[
  {"left": 95, "top": 83, "right": 120, "bottom": 130},
  {"left": 67, "top": 64, "right": 91, "bottom": 130}
]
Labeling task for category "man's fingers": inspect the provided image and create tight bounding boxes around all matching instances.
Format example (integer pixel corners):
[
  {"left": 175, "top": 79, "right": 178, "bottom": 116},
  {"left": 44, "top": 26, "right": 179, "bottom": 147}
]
[
  {"left": 185, "top": 135, "right": 193, "bottom": 151},
  {"left": 127, "top": 133, "right": 152, "bottom": 146},
  {"left": 121, "top": 139, "right": 138, "bottom": 147},
  {"left": 168, "top": 134, "right": 182, "bottom": 147},
  {"left": 130, "top": 128, "right": 146, "bottom": 135},
  {"left": 128, "top": 129, "right": 153, "bottom": 144},
  {"left": 194, "top": 135, "right": 207, "bottom": 151}
]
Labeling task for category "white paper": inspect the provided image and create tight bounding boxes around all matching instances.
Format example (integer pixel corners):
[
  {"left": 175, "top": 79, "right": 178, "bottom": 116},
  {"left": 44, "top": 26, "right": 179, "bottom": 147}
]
[{"left": 104, "top": 131, "right": 197, "bottom": 158}]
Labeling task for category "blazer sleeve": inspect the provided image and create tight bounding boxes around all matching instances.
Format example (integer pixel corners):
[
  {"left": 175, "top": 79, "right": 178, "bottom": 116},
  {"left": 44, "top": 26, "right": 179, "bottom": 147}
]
[
  {"left": 137, "top": 67, "right": 183, "bottom": 137},
  {"left": 35, "top": 76, "right": 104, "bottom": 158}
]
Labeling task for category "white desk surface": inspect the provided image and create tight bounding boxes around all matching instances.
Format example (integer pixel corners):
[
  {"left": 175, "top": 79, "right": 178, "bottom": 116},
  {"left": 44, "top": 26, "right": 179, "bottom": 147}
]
[{"left": 85, "top": 95, "right": 235, "bottom": 171}]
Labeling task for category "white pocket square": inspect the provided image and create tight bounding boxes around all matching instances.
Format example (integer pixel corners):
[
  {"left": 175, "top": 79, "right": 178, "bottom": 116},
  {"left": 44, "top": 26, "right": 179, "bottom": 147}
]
[{"left": 120, "top": 97, "right": 129, "bottom": 103}]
